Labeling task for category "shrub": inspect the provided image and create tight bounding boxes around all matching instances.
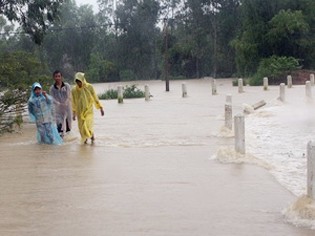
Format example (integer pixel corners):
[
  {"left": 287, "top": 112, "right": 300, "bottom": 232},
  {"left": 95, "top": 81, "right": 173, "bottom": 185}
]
[
  {"left": 0, "top": 89, "right": 28, "bottom": 134},
  {"left": 123, "top": 85, "right": 144, "bottom": 98},
  {"left": 98, "top": 89, "right": 117, "bottom": 100},
  {"left": 249, "top": 56, "right": 299, "bottom": 86},
  {"left": 98, "top": 84, "right": 145, "bottom": 100}
]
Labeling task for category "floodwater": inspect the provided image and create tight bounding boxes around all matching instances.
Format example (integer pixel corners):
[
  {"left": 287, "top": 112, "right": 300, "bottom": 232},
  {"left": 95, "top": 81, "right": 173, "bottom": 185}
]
[{"left": 1, "top": 78, "right": 315, "bottom": 235}]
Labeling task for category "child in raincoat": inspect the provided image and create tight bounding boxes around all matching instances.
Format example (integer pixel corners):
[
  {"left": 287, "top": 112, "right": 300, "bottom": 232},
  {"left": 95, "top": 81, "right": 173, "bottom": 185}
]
[
  {"left": 28, "top": 82, "right": 63, "bottom": 145},
  {"left": 71, "top": 72, "right": 104, "bottom": 144}
]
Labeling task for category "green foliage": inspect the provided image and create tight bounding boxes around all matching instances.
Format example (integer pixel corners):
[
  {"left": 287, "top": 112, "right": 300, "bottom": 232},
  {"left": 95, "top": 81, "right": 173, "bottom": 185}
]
[
  {"left": 268, "top": 10, "right": 309, "bottom": 36},
  {"left": 98, "top": 84, "right": 145, "bottom": 100},
  {"left": 0, "top": 0, "right": 315, "bottom": 91},
  {"left": 98, "top": 88, "right": 118, "bottom": 100},
  {"left": 119, "top": 70, "right": 137, "bottom": 81},
  {"left": 267, "top": 10, "right": 309, "bottom": 55},
  {"left": 249, "top": 56, "right": 299, "bottom": 85},
  {"left": 230, "top": 37, "right": 259, "bottom": 77},
  {"left": 113, "top": 0, "right": 161, "bottom": 80},
  {"left": 0, "top": 51, "right": 51, "bottom": 134},
  {"left": 0, "top": 51, "right": 50, "bottom": 90},
  {"left": 123, "top": 84, "right": 145, "bottom": 98},
  {"left": 0, "top": 0, "right": 63, "bottom": 44},
  {"left": 233, "top": 0, "right": 315, "bottom": 76},
  {"left": 87, "top": 53, "right": 119, "bottom": 82},
  {"left": 0, "top": 89, "right": 28, "bottom": 135}
]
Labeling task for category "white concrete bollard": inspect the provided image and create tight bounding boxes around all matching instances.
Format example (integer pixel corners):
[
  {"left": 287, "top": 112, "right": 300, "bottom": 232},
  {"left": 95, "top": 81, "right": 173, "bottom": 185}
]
[
  {"left": 287, "top": 75, "right": 293, "bottom": 88},
  {"left": 279, "top": 83, "right": 285, "bottom": 102},
  {"left": 117, "top": 85, "right": 123, "bottom": 104},
  {"left": 212, "top": 79, "right": 217, "bottom": 95},
  {"left": 145, "top": 84, "right": 150, "bottom": 101},
  {"left": 263, "top": 77, "right": 268, "bottom": 91},
  {"left": 305, "top": 81, "right": 312, "bottom": 101},
  {"left": 234, "top": 114, "right": 245, "bottom": 154},
  {"left": 238, "top": 79, "right": 244, "bottom": 93},
  {"left": 182, "top": 83, "right": 187, "bottom": 98},
  {"left": 307, "top": 141, "right": 315, "bottom": 199},
  {"left": 226, "top": 94, "right": 232, "bottom": 104},
  {"left": 225, "top": 103, "right": 232, "bottom": 130},
  {"left": 310, "top": 74, "right": 315, "bottom": 86},
  {"left": 225, "top": 94, "right": 233, "bottom": 129}
]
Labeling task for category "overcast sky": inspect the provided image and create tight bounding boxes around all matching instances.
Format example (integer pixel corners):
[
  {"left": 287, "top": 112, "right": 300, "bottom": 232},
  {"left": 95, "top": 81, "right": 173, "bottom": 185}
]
[{"left": 75, "top": 0, "right": 99, "bottom": 12}]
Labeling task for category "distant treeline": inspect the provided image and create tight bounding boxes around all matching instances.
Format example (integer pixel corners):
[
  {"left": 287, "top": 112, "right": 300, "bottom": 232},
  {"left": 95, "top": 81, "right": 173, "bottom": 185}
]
[{"left": 0, "top": 0, "right": 315, "bottom": 87}]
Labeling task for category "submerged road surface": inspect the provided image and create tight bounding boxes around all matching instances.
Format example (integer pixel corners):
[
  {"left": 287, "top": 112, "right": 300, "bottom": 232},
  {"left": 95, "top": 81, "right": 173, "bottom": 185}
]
[{"left": 1, "top": 79, "right": 314, "bottom": 235}]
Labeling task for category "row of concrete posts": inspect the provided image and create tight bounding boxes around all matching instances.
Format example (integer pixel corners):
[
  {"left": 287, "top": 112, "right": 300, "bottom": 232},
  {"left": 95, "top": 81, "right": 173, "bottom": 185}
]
[
  {"left": 116, "top": 84, "right": 152, "bottom": 104},
  {"left": 114, "top": 78, "right": 315, "bottom": 201},
  {"left": 116, "top": 73, "right": 315, "bottom": 103},
  {"left": 225, "top": 93, "right": 315, "bottom": 201}
]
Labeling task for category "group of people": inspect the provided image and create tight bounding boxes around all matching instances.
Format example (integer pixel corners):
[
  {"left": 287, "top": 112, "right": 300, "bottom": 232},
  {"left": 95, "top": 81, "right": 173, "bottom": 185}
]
[{"left": 27, "top": 71, "right": 104, "bottom": 145}]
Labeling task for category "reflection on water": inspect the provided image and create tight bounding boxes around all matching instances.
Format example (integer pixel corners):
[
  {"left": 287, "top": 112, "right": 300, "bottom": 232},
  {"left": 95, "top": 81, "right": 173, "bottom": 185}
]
[{"left": 1, "top": 79, "right": 315, "bottom": 235}]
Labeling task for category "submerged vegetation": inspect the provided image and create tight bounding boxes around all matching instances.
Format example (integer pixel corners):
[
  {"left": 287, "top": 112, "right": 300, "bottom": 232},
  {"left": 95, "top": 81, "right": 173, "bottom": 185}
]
[
  {"left": 0, "top": 90, "right": 27, "bottom": 134},
  {"left": 98, "top": 85, "right": 145, "bottom": 100}
]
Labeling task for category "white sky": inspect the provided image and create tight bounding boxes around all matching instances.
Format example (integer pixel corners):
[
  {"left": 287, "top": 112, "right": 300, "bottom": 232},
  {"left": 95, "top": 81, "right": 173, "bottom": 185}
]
[{"left": 75, "top": 0, "right": 99, "bottom": 12}]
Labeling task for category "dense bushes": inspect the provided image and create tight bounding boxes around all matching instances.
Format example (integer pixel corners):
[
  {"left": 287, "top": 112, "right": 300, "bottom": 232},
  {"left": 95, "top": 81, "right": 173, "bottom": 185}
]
[
  {"left": 249, "top": 56, "right": 299, "bottom": 85},
  {"left": 98, "top": 84, "right": 145, "bottom": 100}
]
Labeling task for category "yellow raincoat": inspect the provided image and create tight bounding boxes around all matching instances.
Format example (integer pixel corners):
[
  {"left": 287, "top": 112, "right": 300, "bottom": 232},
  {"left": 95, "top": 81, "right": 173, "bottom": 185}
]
[{"left": 71, "top": 72, "right": 103, "bottom": 142}]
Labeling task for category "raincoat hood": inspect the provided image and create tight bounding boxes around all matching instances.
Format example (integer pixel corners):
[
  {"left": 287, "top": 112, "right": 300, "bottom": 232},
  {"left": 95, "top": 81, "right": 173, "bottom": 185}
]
[
  {"left": 74, "top": 72, "right": 87, "bottom": 87},
  {"left": 30, "top": 82, "right": 43, "bottom": 98},
  {"left": 32, "top": 82, "right": 42, "bottom": 90}
]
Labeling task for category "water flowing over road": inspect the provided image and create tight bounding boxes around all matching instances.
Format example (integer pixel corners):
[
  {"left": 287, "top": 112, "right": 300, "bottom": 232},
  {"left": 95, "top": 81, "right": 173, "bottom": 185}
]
[{"left": 1, "top": 78, "right": 314, "bottom": 235}]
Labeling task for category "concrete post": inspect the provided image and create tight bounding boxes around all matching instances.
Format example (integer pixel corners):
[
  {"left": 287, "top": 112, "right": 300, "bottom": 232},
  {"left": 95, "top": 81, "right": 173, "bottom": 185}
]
[
  {"left": 225, "top": 103, "right": 232, "bottom": 130},
  {"left": 287, "top": 75, "right": 293, "bottom": 88},
  {"left": 307, "top": 141, "right": 315, "bottom": 199},
  {"left": 145, "top": 84, "right": 150, "bottom": 101},
  {"left": 310, "top": 74, "right": 315, "bottom": 86},
  {"left": 117, "top": 85, "right": 123, "bottom": 104},
  {"left": 234, "top": 114, "right": 245, "bottom": 154},
  {"left": 279, "top": 83, "right": 285, "bottom": 102},
  {"left": 212, "top": 79, "right": 217, "bottom": 95},
  {"left": 182, "top": 83, "right": 187, "bottom": 98},
  {"left": 305, "top": 81, "right": 312, "bottom": 101},
  {"left": 225, "top": 94, "right": 232, "bottom": 130},
  {"left": 226, "top": 94, "right": 232, "bottom": 104},
  {"left": 263, "top": 77, "right": 268, "bottom": 91},
  {"left": 238, "top": 79, "right": 244, "bottom": 93}
]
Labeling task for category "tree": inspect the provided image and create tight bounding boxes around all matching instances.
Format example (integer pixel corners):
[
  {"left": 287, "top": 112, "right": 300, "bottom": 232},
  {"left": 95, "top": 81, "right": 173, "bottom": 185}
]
[
  {"left": 0, "top": 0, "right": 64, "bottom": 44},
  {"left": 86, "top": 52, "right": 118, "bottom": 82},
  {"left": 0, "top": 16, "right": 15, "bottom": 51},
  {"left": 114, "top": 0, "right": 160, "bottom": 80},
  {"left": 0, "top": 51, "right": 50, "bottom": 134},
  {"left": 170, "top": 0, "right": 240, "bottom": 78},
  {"left": 0, "top": 51, "right": 49, "bottom": 90},
  {"left": 231, "top": 0, "right": 283, "bottom": 76},
  {"left": 39, "top": 1, "right": 98, "bottom": 78},
  {"left": 232, "top": 0, "right": 315, "bottom": 76},
  {"left": 267, "top": 10, "right": 309, "bottom": 57}
]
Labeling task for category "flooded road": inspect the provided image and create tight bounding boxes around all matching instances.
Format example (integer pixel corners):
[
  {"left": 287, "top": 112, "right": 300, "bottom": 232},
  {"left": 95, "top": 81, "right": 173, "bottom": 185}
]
[{"left": 1, "top": 79, "right": 314, "bottom": 235}]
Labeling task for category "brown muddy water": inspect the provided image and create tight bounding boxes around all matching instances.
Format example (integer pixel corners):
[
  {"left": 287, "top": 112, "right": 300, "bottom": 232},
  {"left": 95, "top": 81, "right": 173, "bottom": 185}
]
[{"left": 1, "top": 79, "right": 314, "bottom": 235}]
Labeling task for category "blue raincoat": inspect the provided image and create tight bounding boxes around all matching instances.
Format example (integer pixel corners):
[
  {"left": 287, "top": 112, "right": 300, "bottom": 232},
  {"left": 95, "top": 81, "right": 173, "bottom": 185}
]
[{"left": 28, "top": 82, "right": 63, "bottom": 145}]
